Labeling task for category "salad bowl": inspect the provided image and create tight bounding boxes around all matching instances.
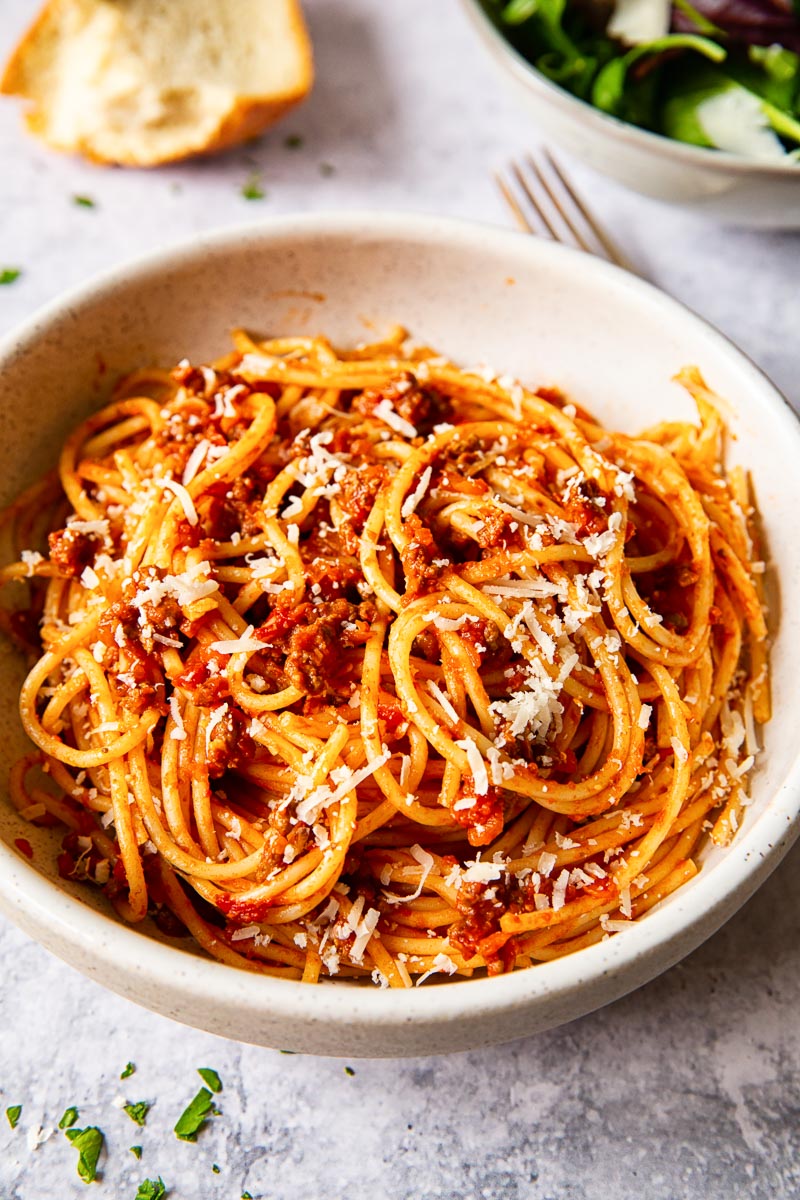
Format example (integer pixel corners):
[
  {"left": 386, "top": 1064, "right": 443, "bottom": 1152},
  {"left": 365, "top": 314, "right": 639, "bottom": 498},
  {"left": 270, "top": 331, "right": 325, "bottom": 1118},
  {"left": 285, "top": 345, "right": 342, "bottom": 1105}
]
[{"left": 462, "top": 0, "right": 800, "bottom": 226}]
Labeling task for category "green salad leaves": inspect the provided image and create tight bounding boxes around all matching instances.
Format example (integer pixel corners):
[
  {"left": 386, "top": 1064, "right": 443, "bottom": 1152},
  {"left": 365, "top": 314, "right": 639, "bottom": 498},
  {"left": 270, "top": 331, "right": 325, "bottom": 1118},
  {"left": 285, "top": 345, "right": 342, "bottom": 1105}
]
[{"left": 486, "top": 0, "right": 800, "bottom": 158}]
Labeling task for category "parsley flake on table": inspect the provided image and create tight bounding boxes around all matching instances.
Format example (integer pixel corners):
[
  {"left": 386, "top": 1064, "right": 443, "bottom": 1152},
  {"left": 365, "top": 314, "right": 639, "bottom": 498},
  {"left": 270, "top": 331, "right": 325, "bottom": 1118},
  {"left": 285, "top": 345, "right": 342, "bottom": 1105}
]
[
  {"left": 135, "top": 1177, "right": 167, "bottom": 1200},
  {"left": 120, "top": 1062, "right": 136, "bottom": 1079},
  {"left": 73, "top": 195, "right": 96, "bottom": 208},
  {"left": 241, "top": 173, "right": 265, "bottom": 200},
  {"left": 197, "top": 1067, "right": 222, "bottom": 1093},
  {"left": 241, "top": 1193, "right": 253, "bottom": 1199},
  {"left": 6, "top": 1105, "right": 21, "bottom": 1129},
  {"left": 65, "top": 1125, "right": 104, "bottom": 1184},
  {"left": 344, "top": 1066, "right": 355, "bottom": 1077},
  {"left": 59, "top": 1106, "right": 79, "bottom": 1129},
  {"left": 124, "top": 1101, "right": 150, "bottom": 1126},
  {"left": 174, "top": 1087, "right": 215, "bottom": 1141},
  {"left": 211, "top": 1163, "right": 220, "bottom": 1174},
  {"left": 130, "top": 1145, "right": 143, "bottom": 1159},
  {"left": 0, "top": 268, "right": 21, "bottom": 285}
]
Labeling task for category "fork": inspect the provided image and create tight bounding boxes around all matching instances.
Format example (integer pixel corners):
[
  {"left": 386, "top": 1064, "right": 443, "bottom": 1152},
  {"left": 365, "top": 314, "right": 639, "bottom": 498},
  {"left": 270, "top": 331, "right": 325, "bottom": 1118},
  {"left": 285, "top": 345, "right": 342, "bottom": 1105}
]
[{"left": 496, "top": 149, "right": 637, "bottom": 275}]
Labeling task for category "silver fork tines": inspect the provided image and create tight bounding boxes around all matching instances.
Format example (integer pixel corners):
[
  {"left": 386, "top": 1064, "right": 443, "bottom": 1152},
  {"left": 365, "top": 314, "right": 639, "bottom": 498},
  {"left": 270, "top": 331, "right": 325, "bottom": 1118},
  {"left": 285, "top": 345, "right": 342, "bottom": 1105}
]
[{"left": 496, "top": 149, "right": 635, "bottom": 274}]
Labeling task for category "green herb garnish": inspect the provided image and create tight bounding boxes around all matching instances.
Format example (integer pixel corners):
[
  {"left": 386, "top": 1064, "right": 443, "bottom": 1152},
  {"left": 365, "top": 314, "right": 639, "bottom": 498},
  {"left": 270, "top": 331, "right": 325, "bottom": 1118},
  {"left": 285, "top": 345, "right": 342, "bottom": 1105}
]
[
  {"left": 65, "top": 1125, "right": 104, "bottom": 1184},
  {"left": 211, "top": 1163, "right": 220, "bottom": 1174},
  {"left": 241, "top": 173, "right": 265, "bottom": 201},
  {"left": 197, "top": 1067, "right": 222, "bottom": 1093},
  {"left": 6, "top": 1105, "right": 21, "bottom": 1129},
  {"left": 135, "top": 1178, "right": 167, "bottom": 1200},
  {"left": 344, "top": 1066, "right": 355, "bottom": 1076},
  {"left": 59, "top": 1106, "right": 79, "bottom": 1129},
  {"left": 174, "top": 1087, "right": 214, "bottom": 1141},
  {"left": 130, "top": 1145, "right": 143, "bottom": 1159},
  {"left": 120, "top": 1062, "right": 136, "bottom": 1079},
  {"left": 123, "top": 1101, "right": 150, "bottom": 1126},
  {"left": 0, "top": 268, "right": 21, "bottom": 285},
  {"left": 242, "top": 1193, "right": 253, "bottom": 1199},
  {"left": 73, "top": 195, "right": 96, "bottom": 208}
]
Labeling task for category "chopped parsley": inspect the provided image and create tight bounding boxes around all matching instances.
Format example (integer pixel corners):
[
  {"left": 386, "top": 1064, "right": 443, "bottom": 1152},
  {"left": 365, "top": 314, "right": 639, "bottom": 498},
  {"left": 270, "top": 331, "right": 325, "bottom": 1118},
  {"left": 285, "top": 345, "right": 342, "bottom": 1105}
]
[
  {"left": 135, "top": 1178, "right": 167, "bottom": 1200},
  {"left": 73, "top": 195, "right": 96, "bottom": 208},
  {"left": 0, "top": 268, "right": 21, "bottom": 285},
  {"left": 211, "top": 1163, "right": 220, "bottom": 1174},
  {"left": 284, "top": 134, "right": 304, "bottom": 149},
  {"left": 242, "top": 1193, "right": 253, "bottom": 1199},
  {"left": 241, "top": 173, "right": 265, "bottom": 201},
  {"left": 6, "top": 1105, "right": 21, "bottom": 1129},
  {"left": 65, "top": 1125, "right": 104, "bottom": 1184},
  {"left": 130, "top": 1145, "right": 143, "bottom": 1159},
  {"left": 174, "top": 1087, "right": 214, "bottom": 1141},
  {"left": 344, "top": 1066, "right": 355, "bottom": 1077},
  {"left": 120, "top": 1062, "right": 136, "bottom": 1079},
  {"left": 123, "top": 1100, "right": 150, "bottom": 1126},
  {"left": 59, "top": 1106, "right": 79, "bottom": 1129},
  {"left": 197, "top": 1067, "right": 222, "bottom": 1093}
]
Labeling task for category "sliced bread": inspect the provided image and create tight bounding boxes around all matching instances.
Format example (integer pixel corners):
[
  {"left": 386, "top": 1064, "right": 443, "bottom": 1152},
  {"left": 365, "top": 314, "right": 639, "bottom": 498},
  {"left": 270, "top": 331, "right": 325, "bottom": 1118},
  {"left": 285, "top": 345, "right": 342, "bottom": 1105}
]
[{"left": 1, "top": 0, "right": 313, "bottom": 166}]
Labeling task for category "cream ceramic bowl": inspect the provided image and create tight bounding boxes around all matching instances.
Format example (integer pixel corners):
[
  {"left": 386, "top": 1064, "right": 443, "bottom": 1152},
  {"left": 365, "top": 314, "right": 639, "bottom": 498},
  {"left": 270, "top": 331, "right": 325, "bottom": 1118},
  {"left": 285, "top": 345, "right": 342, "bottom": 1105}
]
[
  {"left": 461, "top": 0, "right": 800, "bottom": 228},
  {"left": 1, "top": 213, "right": 799, "bottom": 1057}
]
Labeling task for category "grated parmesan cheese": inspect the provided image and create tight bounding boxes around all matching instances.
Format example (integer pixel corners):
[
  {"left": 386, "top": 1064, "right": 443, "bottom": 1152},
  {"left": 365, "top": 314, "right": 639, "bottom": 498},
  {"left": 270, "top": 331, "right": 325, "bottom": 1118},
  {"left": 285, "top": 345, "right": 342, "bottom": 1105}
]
[
  {"left": 169, "top": 696, "right": 186, "bottom": 741},
  {"left": 209, "top": 625, "right": 264, "bottom": 655},
  {"left": 455, "top": 736, "right": 489, "bottom": 795},
  {"left": 427, "top": 680, "right": 460, "bottom": 725},
  {"left": 401, "top": 465, "right": 433, "bottom": 519},
  {"left": 162, "top": 478, "right": 198, "bottom": 526},
  {"left": 182, "top": 439, "right": 211, "bottom": 486},
  {"left": 552, "top": 868, "right": 570, "bottom": 910},
  {"left": 373, "top": 400, "right": 417, "bottom": 439}
]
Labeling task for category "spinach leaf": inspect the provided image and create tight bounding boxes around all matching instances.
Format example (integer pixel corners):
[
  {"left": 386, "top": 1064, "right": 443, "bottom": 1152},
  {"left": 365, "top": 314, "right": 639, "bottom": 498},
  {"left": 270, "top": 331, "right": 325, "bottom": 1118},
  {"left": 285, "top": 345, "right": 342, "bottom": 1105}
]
[
  {"left": 661, "top": 60, "right": 800, "bottom": 151},
  {"left": 592, "top": 34, "right": 726, "bottom": 118}
]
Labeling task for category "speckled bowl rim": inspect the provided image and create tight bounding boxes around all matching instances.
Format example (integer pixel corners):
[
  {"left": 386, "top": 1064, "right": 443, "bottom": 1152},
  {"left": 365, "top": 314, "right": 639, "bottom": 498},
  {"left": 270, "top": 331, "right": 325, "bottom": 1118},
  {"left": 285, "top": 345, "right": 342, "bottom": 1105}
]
[
  {"left": 1, "top": 211, "right": 799, "bottom": 1040},
  {"left": 461, "top": 0, "right": 800, "bottom": 180}
]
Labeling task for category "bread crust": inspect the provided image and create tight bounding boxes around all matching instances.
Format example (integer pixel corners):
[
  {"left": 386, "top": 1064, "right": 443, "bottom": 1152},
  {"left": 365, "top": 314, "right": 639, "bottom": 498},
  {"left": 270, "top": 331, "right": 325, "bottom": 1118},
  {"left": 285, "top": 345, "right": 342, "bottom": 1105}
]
[{"left": 0, "top": 0, "right": 314, "bottom": 166}]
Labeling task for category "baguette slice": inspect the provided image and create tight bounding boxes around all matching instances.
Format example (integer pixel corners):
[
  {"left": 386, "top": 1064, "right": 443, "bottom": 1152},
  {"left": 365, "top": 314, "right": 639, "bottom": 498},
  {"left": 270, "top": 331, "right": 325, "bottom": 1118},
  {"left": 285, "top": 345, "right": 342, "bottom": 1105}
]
[{"left": 1, "top": 0, "right": 313, "bottom": 166}]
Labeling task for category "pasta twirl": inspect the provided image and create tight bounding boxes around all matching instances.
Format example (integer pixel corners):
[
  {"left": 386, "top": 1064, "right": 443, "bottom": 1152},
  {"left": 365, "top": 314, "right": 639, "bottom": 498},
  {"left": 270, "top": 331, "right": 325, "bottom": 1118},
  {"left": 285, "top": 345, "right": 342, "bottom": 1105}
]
[{"left": 0, "top": 328, "right": 769, "bottom": 987}]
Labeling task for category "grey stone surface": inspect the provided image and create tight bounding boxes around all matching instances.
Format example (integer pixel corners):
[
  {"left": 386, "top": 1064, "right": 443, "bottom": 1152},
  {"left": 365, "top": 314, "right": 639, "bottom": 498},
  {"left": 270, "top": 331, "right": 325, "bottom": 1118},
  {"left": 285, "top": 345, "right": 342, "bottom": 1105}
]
[{"left": 1, "top": 1, "right": 799, "bottom": 1197}]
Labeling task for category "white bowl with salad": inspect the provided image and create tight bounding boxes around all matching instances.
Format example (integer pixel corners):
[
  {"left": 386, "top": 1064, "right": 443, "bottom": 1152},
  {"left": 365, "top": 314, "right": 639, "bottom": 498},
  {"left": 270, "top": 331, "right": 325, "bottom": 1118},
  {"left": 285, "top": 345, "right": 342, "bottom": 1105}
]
[{"left": 463, "top": 0, "right": 800, "bottom": 225}]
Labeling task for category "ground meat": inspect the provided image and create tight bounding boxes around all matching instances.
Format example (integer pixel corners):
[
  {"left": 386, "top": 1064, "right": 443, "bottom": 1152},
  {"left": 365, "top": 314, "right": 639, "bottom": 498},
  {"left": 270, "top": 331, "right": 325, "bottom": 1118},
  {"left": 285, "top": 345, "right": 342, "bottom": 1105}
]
[
  {"left": 48, "top": 527, "right": 99, "bottom": 577},
  {"left": 638, "top": 558, "right": 698, "bottom": 634},
  {"left": 449, "top": 878, "right": 511, "bottom": 962},
  {"left": 474, "top": 506, "right": 516, "bottom": 550},
  {"left": 205, "top": 706, "right": 256, "bottom": 778},
  {"left": 305, "top": 553, "right": 363, "bottom": 603},
  {"left": 399, "top": 514, "right": 448, "bottom": 601},
  {"left": 171, "top": 361, "right": 215, "bottom": 394},
  {"left": 337, "top": 463, "right": 387, "bottom": 551},
  {"left": 452, "top": 783, "right": 505, "bottom": 846},
  {"left": 206, "top": 474, "right": 264, "bottom": 540},
  {"left": 351, "top": 373, "right": 453, "bottom": 436},
  {"left": 562, "top": 477, "right": 608, "bottom": 538},
  {"left": 174, "top": 651, "right": 231, "bottom": 706},
  {"left": 255, "top": 597, "right": 375, "bottom": 699},
  {"left": 436, "top": 469, "right": 489, "bottom": 498}
]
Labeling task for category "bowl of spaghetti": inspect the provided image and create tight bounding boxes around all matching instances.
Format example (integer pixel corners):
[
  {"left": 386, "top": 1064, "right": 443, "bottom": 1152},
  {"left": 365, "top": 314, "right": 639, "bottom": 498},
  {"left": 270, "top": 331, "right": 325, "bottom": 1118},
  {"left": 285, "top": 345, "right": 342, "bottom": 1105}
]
[{"left": 1, "top": 213, "right": 799, "bottom": 1057}]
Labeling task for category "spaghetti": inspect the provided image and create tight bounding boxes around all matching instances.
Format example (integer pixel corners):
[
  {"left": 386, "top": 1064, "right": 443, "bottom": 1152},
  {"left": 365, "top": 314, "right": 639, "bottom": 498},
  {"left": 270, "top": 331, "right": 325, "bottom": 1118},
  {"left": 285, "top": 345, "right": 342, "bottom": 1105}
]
[{"left": 0, "top": 328, "right": 770, "bottom": 987}]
